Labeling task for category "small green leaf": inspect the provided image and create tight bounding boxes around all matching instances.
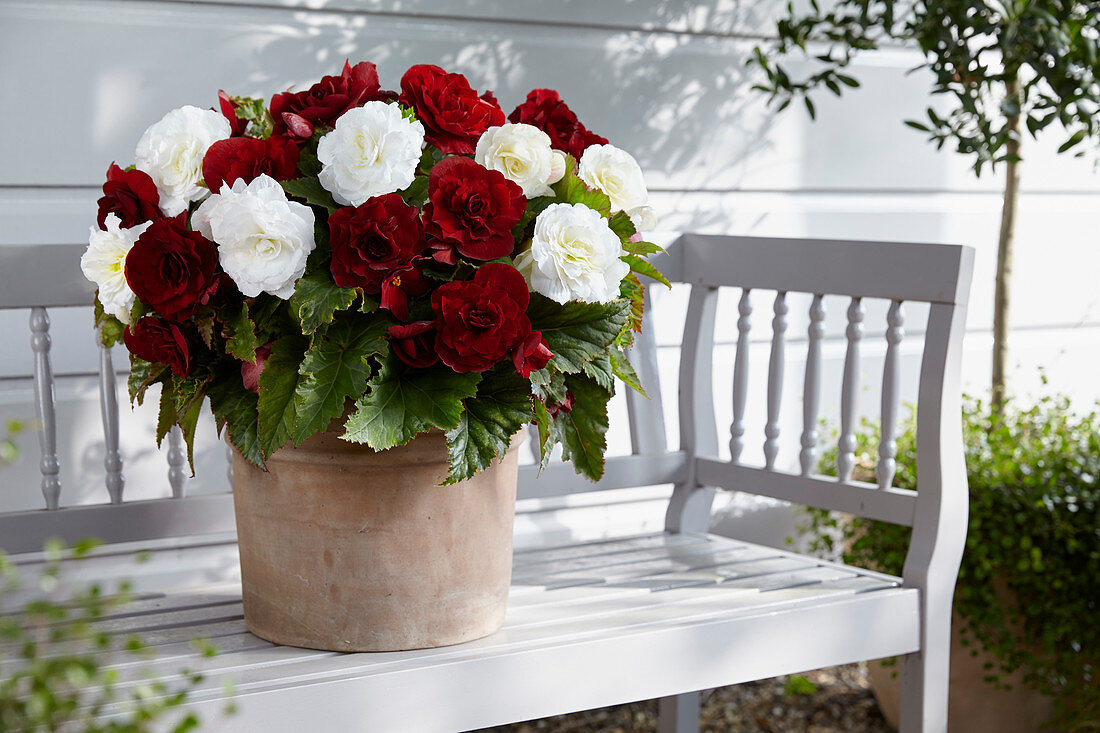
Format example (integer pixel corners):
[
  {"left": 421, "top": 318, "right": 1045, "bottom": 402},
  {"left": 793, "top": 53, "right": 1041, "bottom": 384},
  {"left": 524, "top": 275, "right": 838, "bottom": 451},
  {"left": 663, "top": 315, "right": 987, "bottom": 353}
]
[
  {"left": 223, "top": 302, "right": 260, "bottom": 363},
  {"left": 156, "top": 380, "right": 178, "bottom": 448},
  {"left": 582, "top": 352, "right": 615, "bottom": 391},
  {"left": 257, "top": 335, "right": 308, "bottom": 458},
  {"left": 291, "top": 315, "right": 390, "bottom": 444},
  {"left": 399, "top": 175, "right": 429, "bottom": 206},
  {"left": 1058, "top": 129, "right": 1086, "bottom": 154},
  {"left": 176, "top": 385, "right": 205, "bottom": 475},
  {"left": 611, "top": 349, "right": 647, "bottom": 397},
  {"left": 533, "top": 397, "right": 554, "bottom": 470},
  {"left": 552, "top": 168, "right": 612, "bottom": 217},
  {"left": 619, "top": 272, "right": 645, "bottom": 343},
  {"left": 207, "top": 363, "right": 263, "bottom": 468},
  {"left": 127, "top": 356, "right": 165, "bottom": 406},
  {"left": 511, "top": 195, "right": 555, "bottom": 243},
  {"left": 444, "top": 367, "right": 535, "bottom": 483},
  {"left": 555, "top": 374, "right": 611, "bottom": 481},
  {"left": 527, "top": 294, "right": 631, "bottom": 374},
  {"left": 345, "top": 357, "right": 482, "bottom": 451},
  {"left": 785, "top": 674, "right": 818, "bottom": 696},
  {"left": 608, "top": 211, "right": 637, "bottom": 241},
  {"left": 622, "top": 239, "right": 665, "bottom": 256},
  {"left": 289, "top": 270, "right": 358, "bottom": 335},
  {"left": 623, "top": 254, "right": 671, "bottom": 288},
  {"left": 280, "top": 177, "right": 339, "bottom": 214},
  {"left": 94, "top": 300, "right": 125, "bottom": 348}
]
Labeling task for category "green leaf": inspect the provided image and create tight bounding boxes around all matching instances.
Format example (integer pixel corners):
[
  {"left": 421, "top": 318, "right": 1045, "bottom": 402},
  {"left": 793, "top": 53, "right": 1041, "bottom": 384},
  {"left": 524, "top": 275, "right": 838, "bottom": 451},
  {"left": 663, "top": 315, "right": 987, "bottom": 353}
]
[
  {"left": 230, "top": 95, "right": 273, "bottom": 139},
  {"left": 399, "top": 175, "right": 429, "bottom": 207},
  {"left": 1058, "top": 129, "right": 1086, "bottom": 153},
  {"left": 177, "top": 386, "right": 205, "bottom": 475},
  {"left": 444, "top": 367, "right": 535, "bottom": 484},
  {"left": 156, "top": 380, "right": 178, "bottom": 448},
  {"left": 223, "top": 302, "right": 260, "bottom": 363},
  {"left": 533, "top": 397, "right": 554, "bottom": 470},
  {"left": 582, "top": 351, "right": 615, "bottom": 391},
  {"left": 622, "top": 239, "right": 665, "bottom": 256},
  {"left": 280, "top": 177, "right": 339, "bottom": 214},
  {"left": 289, "top": 270, "right": 358, "bottom": 335},
  {"left": 257, "top": 335, "right": 308, "bottom": 459},
  {"left": 344, "top": 357, "right": 481, "bottom": 450},
  {"left": 511, "top": 195, "right": 555, "bottom": 243},
  {"left": 532, "top": 369, "right": 569, "bottom": 407},
  {"left": 551, "top": 169, "right": 612, "bottom": 217},
  {"left": 608, "top": 211, "right": 637, "bottom": 241},
  {"left": 611, "top": 348, "right": 647, "bottom": 397},
  {"left": 93, "top": 297, "right": 125, "bottom": 348},
  {"left": 127, "top": 356, "right": 165, "bottom": 406},
  {"left": 618, "top": 272, "right": 645, "bottom": 344},
  {"left": 623, "top": 254, "right": 671, "bottom": 288},
  {"left": 291, "top": 315, "right": 390, "bottom": 445},
  {"left": 345, "top": 362, "right": 479, "bottom": 450},
  {"left": 527, "top": 294, "right": 631, "bottom": 374},
  {"left": 555, "top": 374, "right": 611, "bottom": 481},
  {"left": 207, "top": 361, "right": 263, "bottom": 468}
]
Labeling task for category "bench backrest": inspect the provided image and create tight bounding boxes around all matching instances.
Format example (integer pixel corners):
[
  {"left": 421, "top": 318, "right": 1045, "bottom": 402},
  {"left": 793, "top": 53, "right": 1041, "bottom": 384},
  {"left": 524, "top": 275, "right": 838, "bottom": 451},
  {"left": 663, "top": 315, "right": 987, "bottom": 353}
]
[
  {"left": 664, "top": 233, "right": 973, "bottom": 593},
  {"left": 0, "top": 234, "right": 973, "bottom": 592}
]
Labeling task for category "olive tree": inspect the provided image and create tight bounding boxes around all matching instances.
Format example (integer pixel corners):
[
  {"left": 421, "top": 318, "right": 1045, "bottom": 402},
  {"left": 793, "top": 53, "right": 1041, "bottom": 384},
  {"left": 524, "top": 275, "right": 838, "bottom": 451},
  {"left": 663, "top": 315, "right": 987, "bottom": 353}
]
[{"left": 752, "top": 0, "right": 1100, "bottom": 408}]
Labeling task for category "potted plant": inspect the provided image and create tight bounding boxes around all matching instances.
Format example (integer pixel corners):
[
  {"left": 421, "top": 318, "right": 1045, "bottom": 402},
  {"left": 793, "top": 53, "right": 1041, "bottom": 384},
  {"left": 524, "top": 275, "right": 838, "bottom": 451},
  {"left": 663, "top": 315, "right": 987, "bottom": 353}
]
[
  {"left": 805, "top": 396, "right": 1099, "bottom": 730},
  {"left": 78, "top": 61, "right": 666, "bottom": 652}
]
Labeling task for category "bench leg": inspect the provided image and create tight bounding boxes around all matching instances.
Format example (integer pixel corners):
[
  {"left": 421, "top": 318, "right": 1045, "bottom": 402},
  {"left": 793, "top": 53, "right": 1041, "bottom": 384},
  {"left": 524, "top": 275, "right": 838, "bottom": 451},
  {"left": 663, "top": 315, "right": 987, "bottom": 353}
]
[
  {"left": 897, "top": 610, "right": 952, "bottom": 732},
  {"left": 657, "top": 692, "right": 700, "bottom": 733}
]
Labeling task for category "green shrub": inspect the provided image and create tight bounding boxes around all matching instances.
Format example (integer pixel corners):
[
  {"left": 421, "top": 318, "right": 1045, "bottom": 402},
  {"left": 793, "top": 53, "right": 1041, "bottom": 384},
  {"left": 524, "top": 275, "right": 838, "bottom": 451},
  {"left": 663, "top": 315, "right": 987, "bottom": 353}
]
[
  {"left": 803, "top": 394, "right": 1099, "bottom": 730},
  {"left": 0, "top": 539, "right": 218, "bottom": 732}
]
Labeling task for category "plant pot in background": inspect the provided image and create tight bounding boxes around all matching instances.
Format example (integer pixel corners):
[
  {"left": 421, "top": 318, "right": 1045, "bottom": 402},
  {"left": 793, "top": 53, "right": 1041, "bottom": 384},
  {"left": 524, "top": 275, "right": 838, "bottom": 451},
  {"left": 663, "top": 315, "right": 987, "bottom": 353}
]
[
  {"left": 867, "top": 614, "right": 1055, "bottom": 733},
  {"left": 231, "top": 428, "right": 523, "bottom": 652}
]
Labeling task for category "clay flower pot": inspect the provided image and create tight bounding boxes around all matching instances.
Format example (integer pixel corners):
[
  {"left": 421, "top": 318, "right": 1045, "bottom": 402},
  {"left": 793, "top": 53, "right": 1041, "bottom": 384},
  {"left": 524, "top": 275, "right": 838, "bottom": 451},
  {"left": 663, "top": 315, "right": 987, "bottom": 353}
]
[
  {"left": 231, "top": 427, "right": 523, "bottom": 652},
  {"left": 867, "top": 614, "right": 1055, "bottom": 732}
]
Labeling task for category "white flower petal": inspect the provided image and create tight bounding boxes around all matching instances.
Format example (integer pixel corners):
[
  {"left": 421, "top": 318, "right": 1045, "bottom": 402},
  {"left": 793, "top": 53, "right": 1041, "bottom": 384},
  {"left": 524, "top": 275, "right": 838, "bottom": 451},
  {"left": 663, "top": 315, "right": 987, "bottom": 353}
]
[
  {"left": 81, "top": 214, "right": 151, "bottom": 323},
  {"left": 135, "top": 106, "right": 231, "bottom": 217},
  {"left": 578, "top": 143, "right": 648, "bottom": 214},
  {"left": 475, "top": 123, "right": 561, "bottom": 199},
  {"left": 191, "top": 175, "right": 316, "bottom": 299},
  {"left": 316, "top": 102, "right": 424, "bottom": 207},
  {"left": 523, "top": 203, "right": 627, "bottom": 304}
]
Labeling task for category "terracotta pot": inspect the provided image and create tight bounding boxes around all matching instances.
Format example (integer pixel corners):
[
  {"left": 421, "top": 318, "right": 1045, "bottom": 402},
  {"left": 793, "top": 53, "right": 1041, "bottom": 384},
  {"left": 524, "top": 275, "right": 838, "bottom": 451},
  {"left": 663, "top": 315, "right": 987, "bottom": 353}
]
[
  {"left": 867, "top": 614, "right": 1055, "bottom": 732},
  {"left": 231, "top": 427, "right": 523, "bottom": 652}
]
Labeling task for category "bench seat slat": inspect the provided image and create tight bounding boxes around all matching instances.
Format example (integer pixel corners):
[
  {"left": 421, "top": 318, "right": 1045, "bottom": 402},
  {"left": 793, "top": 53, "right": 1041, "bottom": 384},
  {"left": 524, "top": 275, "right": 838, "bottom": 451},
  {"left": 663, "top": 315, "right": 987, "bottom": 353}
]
[{"left": 19, "top": 532, "right": 917, "bottom": 732}]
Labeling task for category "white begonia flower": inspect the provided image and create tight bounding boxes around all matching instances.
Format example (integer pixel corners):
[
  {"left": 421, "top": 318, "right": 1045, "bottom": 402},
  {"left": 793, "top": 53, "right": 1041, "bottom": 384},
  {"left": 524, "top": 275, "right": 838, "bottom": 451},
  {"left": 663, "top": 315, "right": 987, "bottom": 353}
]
[
  {"left": 135, "top": 105, "right": 232, "bottom": 217},
  {"left": 514, "top": 203, "right": 630, "bottom": 304},
  {"left": 316, "top": 102, "right": 424, "bottom": 207},
  {"left": 626, "top": 205, "right": 658, "bottom": 233},
  {"left": 475, "top": 123, "right": 566, "bottom": 198},
  {"left": 577, "top": 143, "right": 648, "bottom": 214},
  {"left": 81, "top": 214, "right": 152, "bottom": 323},
  {"left": 192, "top": 175, "right": 315, "bottom": 299}
]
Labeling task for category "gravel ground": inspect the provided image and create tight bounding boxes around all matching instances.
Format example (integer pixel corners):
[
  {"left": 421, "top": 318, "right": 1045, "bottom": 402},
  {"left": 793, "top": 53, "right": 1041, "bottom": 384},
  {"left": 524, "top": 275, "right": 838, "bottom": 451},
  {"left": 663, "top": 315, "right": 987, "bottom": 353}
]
[{"left": 479, "top": 664, "right": 893, "bottom": 733}]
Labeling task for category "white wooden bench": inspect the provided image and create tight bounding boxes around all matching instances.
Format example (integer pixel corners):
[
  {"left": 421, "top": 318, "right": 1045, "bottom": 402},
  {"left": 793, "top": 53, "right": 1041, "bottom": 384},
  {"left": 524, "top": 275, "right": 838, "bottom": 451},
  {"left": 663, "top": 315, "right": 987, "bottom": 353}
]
[{"left": 0, "top": 233, "right": 973, "bottom": 732}]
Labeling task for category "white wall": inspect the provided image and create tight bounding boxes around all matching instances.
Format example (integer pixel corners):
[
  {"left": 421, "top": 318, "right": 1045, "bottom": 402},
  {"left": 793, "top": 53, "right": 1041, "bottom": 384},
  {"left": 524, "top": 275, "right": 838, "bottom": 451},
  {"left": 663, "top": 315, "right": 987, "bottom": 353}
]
[{"left": 1, "top": 1, "right": 1097, "bottom": 537}]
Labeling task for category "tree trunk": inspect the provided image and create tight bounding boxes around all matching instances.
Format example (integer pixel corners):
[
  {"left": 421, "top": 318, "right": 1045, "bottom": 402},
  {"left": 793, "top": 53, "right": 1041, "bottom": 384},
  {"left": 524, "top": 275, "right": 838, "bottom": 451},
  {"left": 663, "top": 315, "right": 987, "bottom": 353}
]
[{"left": 992, "top": 78, "right": 1021, "bottom": 412}]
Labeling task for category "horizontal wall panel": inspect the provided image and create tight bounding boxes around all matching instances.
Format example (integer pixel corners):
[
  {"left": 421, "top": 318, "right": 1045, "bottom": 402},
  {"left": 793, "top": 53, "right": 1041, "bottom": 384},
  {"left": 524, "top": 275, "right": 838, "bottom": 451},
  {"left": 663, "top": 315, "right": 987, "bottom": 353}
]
[
  {"left": 162, "top": 0, "right": 792, "bottom": 37},
  {"left": 3, "top": 1, "right": 1098, "bottom": 194}
]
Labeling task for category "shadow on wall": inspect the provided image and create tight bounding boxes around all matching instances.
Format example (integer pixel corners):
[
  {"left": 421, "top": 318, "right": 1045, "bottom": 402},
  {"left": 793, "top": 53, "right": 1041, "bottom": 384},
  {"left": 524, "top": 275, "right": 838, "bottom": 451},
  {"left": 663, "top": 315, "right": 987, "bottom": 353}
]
[{"left": 239, "top": 0, "right": 779, "bottom": 206}]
